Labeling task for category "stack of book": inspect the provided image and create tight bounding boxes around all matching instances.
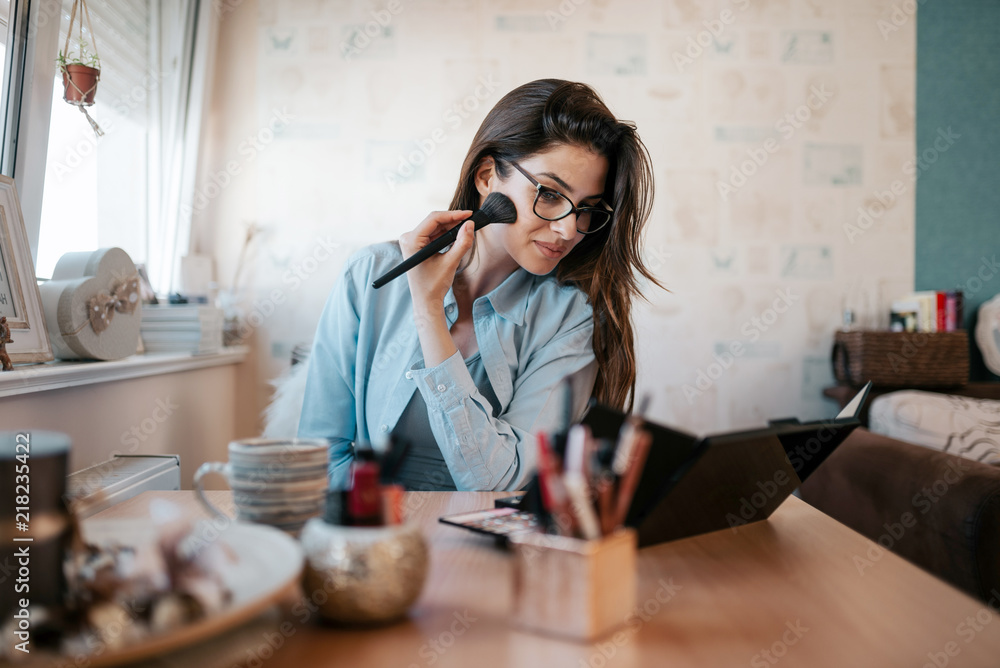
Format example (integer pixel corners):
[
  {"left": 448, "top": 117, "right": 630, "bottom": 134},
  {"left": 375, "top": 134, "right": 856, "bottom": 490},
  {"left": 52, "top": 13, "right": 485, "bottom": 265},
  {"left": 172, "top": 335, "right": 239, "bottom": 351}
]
[
  {"left": 890, "top": 291, "right": 964, "bottom": 333},
  {"left": 140, "top": 304, "right": 224, "bottom": 354}
]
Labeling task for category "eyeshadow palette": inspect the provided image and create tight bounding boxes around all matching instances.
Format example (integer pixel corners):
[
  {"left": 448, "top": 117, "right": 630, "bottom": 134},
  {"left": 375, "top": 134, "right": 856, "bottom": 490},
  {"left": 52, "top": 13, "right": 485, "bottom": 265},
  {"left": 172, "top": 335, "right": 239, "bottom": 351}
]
[{"left": 438, "top": 506, "right": 540, "bottom": 540}]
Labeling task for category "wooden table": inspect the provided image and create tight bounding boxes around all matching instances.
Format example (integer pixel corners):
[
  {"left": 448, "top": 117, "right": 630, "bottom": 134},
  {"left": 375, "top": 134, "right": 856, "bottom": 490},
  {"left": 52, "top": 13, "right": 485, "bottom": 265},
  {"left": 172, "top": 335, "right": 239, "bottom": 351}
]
[{"left": 87, "top": 491, "right": 1000, "bottom": 668}]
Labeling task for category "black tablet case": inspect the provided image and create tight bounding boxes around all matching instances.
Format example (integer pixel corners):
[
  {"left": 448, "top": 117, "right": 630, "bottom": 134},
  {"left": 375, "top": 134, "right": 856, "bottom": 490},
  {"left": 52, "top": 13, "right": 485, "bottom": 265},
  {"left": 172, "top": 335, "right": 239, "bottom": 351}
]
[{"left": 518, "top": 401, "right": 862, "bottom": 548}]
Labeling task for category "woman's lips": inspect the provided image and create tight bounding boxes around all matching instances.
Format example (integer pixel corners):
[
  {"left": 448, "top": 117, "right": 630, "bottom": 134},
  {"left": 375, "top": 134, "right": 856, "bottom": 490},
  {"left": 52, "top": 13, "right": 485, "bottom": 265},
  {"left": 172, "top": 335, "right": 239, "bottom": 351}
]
[{"left": 534, "top": 241, "right": 566, "bottom": 259}]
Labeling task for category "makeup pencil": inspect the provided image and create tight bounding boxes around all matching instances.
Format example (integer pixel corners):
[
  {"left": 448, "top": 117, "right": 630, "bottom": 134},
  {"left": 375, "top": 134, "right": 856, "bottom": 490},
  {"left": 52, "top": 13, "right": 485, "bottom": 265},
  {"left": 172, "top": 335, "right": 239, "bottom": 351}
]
[
  {"left": 614, "top": 428, "right": 651, "bottom": 529},
  {"left": 564, "top": 425, "right": 601, "bottom": 540}
]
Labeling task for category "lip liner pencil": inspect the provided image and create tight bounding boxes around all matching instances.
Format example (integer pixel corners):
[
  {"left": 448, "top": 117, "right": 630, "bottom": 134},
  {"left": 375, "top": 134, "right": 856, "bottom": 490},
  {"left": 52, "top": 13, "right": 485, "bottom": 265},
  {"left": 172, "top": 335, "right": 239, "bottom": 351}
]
[
  {"left": 611, "top": 393, "right": 652, "bottom": 476},
  {"left": 613, "top": 428, "right": 652, "bottom": 529},
  {"left": 596, "top": 473, "right": 615, "bottom": 536},
  {"left": 537, "top": 432, "right": 574, "bottom": 536}
]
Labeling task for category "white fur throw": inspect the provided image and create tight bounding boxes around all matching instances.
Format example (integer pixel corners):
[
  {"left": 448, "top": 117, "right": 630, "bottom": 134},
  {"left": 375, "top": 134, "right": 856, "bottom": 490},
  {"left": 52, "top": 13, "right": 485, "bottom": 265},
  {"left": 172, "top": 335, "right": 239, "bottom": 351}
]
[
  {"left": 262, "top": 360, "right": 311, "bottom": 438},
  {"left": 870, "top": 390, "right": 1000, "bottom": 464}
]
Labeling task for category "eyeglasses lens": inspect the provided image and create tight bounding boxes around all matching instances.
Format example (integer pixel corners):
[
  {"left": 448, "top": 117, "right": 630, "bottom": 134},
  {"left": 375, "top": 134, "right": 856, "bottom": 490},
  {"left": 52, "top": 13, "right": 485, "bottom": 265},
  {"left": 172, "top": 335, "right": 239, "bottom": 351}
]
[{"left": 533, "top": 189, "right": 609, "bottom": 233}]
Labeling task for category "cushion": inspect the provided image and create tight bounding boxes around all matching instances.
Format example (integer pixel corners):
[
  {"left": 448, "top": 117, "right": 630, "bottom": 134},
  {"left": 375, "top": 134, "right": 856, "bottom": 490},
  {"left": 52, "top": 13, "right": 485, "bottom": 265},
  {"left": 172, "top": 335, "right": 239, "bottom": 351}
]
[
  {"left": 869, "top": 390, "right": 1000, "bottom": 464},
  {"left": 976, "top": 294, "right": 1000, "bottom": 376}
]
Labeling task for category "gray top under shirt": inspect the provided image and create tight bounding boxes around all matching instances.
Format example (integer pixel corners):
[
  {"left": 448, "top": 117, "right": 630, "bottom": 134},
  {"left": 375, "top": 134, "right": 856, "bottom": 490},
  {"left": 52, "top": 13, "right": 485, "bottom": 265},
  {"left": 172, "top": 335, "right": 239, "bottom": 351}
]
[{"left": 390, "top": 352, "right": 500, "bottom": 491}]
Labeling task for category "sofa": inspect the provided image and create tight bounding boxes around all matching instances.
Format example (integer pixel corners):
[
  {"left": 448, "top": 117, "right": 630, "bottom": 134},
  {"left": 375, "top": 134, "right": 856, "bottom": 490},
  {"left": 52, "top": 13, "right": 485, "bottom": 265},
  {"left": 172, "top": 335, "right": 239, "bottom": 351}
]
[{"left": 800, "top": 427, "right": 1000, "bottom": 603}]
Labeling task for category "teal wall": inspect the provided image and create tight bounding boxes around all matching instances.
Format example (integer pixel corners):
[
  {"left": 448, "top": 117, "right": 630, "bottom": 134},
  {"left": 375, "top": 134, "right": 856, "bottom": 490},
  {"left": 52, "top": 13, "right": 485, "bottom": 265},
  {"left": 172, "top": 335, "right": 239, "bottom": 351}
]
[{"left": 916, "top": 0, "right": 1000, "bottom": 381}]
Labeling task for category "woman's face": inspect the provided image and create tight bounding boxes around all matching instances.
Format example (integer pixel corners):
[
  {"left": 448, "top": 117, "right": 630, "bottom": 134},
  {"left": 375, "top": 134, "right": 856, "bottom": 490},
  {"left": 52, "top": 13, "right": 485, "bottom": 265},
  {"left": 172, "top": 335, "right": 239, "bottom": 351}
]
[{"left": 478, "top": 144, "right": 609, "bottom": 276}]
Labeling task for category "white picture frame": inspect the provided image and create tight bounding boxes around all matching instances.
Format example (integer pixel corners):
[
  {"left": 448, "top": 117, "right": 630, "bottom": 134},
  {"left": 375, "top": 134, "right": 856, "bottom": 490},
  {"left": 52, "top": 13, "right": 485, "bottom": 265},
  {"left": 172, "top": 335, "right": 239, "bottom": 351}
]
[{"left": 0, "top": 175, "right": 53, "bottom": 363}]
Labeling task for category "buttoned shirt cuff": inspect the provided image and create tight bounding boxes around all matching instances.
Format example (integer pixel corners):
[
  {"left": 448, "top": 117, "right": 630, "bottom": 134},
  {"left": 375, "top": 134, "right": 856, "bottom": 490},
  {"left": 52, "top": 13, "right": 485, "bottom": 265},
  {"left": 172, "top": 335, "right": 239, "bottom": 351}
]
[{"left": 409, "top": 351, "right": 477, "bottom": 411}]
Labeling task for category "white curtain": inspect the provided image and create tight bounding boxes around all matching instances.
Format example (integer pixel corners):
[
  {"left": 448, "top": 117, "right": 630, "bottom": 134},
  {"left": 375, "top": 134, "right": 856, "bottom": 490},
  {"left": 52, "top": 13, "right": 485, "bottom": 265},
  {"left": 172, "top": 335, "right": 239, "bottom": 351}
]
[{"left": 148, "top": 0, "right": 218, "bottom": 293}]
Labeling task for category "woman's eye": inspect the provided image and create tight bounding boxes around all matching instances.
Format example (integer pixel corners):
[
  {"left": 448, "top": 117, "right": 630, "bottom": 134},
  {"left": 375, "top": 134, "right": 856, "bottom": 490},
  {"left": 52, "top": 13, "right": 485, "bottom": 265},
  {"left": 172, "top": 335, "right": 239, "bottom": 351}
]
[{"left": 539, "top": 190, "right": 562, "bottom": 202}]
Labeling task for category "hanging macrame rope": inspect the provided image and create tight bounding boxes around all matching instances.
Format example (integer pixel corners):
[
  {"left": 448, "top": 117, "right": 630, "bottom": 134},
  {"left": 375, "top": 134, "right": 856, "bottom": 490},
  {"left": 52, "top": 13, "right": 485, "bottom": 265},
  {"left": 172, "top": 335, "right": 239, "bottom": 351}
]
[
  {"left": 81, "top": 0, "right": 100, "bottom": 63},
  {"left": 61, "top": 0, "right": 103, "bottom": 137}
]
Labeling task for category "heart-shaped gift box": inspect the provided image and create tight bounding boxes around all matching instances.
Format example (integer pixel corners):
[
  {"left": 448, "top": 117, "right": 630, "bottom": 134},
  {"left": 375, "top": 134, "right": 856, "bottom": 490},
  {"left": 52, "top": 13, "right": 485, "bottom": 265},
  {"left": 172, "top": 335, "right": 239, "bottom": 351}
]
[{"left": 38, "top": 248, "right": 142, "bottom": 360}]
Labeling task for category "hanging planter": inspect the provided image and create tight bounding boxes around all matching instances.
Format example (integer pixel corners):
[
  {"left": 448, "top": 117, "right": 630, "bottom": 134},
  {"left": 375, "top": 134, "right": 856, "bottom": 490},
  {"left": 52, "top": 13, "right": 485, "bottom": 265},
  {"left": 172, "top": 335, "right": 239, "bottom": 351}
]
[
  {"left": 56, "top": 0, "right": 103, "bottom": 137},
  {"left": 61, "top": 61, "right": 99, "bottom": 105}
]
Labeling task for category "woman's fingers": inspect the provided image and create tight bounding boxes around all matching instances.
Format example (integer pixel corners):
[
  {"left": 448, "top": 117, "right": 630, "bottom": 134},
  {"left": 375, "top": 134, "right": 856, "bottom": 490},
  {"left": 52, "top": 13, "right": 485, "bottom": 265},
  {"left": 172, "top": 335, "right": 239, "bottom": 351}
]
[
  {"left": 448, "top": 221, "right": 475, "bottom": 259},
  {"left": 403, "top": 216, "right": 476, "bottom": 308},
  {"left": 401, "top": 210, "right": 472, "bottom": 256},
  {"left": 416, "top": 210, "right": 472, "bottom": 240}
]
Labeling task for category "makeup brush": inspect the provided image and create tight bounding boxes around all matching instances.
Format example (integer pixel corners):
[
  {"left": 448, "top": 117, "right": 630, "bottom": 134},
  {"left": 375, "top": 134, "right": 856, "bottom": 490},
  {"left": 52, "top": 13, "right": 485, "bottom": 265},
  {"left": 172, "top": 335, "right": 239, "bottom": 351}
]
[{"left": 371, "top": 192, "right": 517, "bottom": 289}]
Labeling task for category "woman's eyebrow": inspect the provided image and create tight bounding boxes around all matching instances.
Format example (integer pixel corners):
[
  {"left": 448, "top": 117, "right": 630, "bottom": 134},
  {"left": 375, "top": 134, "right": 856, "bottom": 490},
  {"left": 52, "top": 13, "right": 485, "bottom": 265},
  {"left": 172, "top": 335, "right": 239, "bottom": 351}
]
[
  {"left": 538, "top": 171, "right": 573, "bottom": 192},
  {"left": 538, "top": 171, "right": 603, "bottom": 200}
]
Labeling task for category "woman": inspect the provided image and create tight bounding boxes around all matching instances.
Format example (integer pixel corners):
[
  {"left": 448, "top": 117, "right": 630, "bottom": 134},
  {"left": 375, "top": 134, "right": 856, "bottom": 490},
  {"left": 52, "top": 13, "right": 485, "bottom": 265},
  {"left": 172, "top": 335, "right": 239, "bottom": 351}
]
[{"left": 298, "top": 79, "right": 659, "bottom": 491}]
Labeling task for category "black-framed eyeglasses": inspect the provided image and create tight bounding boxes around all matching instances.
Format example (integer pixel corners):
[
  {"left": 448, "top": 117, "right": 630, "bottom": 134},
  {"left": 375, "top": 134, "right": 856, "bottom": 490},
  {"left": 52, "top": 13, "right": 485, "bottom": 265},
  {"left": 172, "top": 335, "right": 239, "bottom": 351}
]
[{"left": 509, "top": 161, "right": 613, "bottom": 234}]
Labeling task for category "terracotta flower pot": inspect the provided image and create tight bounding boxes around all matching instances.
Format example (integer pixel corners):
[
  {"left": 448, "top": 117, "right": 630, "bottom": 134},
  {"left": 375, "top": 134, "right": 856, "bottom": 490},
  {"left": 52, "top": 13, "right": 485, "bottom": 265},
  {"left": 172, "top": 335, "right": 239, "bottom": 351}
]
[{"left": 62, "top": 64, "right": 100, "bottom": 105}]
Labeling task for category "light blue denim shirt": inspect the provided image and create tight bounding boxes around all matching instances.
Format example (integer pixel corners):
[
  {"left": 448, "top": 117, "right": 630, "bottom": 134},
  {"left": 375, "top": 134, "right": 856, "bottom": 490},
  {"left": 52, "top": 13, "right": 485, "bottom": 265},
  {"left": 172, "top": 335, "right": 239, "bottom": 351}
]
[{"left": 297, "top": 241, "right": 597, "bottom": 491}]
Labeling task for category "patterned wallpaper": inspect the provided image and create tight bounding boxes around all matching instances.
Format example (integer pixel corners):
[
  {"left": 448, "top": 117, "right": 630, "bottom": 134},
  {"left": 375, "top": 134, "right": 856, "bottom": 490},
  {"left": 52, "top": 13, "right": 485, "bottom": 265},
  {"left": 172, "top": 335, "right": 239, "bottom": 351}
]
[{"left": 195, "top": 0, "right": 916, "bottom": 433}]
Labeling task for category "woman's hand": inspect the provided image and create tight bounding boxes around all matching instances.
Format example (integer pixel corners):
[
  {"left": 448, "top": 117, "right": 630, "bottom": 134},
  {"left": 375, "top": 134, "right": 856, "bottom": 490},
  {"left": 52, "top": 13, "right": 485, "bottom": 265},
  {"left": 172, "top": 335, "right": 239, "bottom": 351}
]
[{"left": 399, "top": 210, "right": 475, "bottom": 313}]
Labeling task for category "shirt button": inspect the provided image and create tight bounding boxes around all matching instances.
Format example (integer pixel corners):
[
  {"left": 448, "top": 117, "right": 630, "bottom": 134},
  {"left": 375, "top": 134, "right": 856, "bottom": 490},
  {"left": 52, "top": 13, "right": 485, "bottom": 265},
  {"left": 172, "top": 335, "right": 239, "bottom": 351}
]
[
  {"left": 436, "top": 384, "right": 447, "bottom": 392},
  {"left": 405, "top": 371, "right": 412, "bottom": 379},
  {"left": 380, "top": 424, "right": 388, "bottom": 433}
]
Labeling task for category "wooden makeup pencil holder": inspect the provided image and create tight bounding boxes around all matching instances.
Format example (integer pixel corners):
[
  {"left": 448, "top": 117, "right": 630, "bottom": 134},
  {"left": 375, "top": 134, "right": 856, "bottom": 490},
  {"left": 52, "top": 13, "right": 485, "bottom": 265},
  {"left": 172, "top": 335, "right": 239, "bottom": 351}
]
[{"left": 508, "top": 528, "right": 637, "bottom": 642}]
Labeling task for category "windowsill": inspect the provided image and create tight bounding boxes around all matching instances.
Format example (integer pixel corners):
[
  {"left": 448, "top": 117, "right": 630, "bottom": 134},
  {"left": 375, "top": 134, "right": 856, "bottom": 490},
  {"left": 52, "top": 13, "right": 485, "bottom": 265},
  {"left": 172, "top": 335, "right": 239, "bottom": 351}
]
[{"left": 0, "top": 346, "right": 250, "bottom": 398}]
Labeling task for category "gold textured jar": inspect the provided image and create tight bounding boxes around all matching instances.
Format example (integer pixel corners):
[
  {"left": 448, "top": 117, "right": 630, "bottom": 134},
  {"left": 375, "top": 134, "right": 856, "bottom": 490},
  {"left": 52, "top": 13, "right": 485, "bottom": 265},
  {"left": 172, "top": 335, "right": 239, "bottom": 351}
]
[{"left": 299, "top": 518, "right": 429, "bottom": 623}]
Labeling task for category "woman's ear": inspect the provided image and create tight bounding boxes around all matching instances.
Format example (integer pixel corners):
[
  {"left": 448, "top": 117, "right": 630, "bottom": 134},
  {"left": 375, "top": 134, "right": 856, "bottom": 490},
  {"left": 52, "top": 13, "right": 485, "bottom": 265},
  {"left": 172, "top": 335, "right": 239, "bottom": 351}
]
[{"left": 473, "top": 156, "right": 496, "bottom": 198}]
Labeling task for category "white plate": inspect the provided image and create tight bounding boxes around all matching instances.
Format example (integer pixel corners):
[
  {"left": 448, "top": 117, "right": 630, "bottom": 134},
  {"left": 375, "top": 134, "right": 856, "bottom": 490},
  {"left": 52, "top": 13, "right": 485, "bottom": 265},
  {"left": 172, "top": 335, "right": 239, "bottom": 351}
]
[{"left": 75, "top": 519, "right": 303, "bottom": 668}]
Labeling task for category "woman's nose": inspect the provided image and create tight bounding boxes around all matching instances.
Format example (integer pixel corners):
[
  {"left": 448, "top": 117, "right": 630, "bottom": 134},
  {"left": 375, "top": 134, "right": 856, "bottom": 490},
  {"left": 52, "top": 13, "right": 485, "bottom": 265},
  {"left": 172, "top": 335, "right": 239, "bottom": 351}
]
[{"left": 551, "top": 215, "right": 578, "bottom": 240}]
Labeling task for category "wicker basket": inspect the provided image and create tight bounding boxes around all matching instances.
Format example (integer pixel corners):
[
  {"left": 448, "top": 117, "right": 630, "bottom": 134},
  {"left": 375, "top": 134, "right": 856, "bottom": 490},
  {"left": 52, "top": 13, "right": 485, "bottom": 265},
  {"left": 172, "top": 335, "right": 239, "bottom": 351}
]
[{"left": 832, "top": 330, "right": 969, "bottom": 387}]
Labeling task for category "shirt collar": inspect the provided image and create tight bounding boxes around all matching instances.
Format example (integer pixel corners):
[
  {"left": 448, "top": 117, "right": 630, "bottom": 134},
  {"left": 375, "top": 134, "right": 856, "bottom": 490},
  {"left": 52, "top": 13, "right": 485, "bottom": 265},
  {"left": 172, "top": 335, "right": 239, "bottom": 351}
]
[
  {"left": 443, "top": 268, "right": 533, "bottom": 327},
  {"left": 485, "top": 269, "right": 532, "bottom": 326}
]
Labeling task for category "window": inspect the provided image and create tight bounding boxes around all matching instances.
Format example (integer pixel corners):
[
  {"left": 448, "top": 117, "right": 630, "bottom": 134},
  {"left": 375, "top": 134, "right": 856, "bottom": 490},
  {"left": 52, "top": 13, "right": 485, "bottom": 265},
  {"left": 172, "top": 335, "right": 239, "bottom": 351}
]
[
  {"left": 35, "top": 0, "right": 153, "bottom": 279},
  {"left": 3, "top": 0, "right": 215, "bottom": 294}
]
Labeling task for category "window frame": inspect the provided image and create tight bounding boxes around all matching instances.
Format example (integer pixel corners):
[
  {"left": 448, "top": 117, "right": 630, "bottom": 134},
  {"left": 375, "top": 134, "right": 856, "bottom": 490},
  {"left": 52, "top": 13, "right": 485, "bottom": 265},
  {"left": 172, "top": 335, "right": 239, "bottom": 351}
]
[{"left": 2, "top": 0, "right": 61, "bottom": 267}]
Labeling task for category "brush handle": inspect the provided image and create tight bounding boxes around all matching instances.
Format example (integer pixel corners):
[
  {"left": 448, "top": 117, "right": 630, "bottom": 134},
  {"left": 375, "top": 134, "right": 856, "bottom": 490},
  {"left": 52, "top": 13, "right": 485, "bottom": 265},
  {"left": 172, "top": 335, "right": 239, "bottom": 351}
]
[{"left": 371, "top": 208, "right": 491, "bottom": 289}]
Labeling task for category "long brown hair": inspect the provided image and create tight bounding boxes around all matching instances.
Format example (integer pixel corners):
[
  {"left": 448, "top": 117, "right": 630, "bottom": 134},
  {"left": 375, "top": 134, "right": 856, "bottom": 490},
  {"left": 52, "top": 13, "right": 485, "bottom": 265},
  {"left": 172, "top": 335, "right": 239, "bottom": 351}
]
[{"left": 450, "top": 79, "right": 660, "bottom": 411}]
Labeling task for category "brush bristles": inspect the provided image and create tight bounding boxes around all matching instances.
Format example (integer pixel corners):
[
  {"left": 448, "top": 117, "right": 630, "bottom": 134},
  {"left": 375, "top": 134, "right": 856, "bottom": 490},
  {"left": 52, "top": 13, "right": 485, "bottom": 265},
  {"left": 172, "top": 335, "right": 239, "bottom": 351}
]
[{"left": 480, "top": 192, "right": 517, "bottom": 225}]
